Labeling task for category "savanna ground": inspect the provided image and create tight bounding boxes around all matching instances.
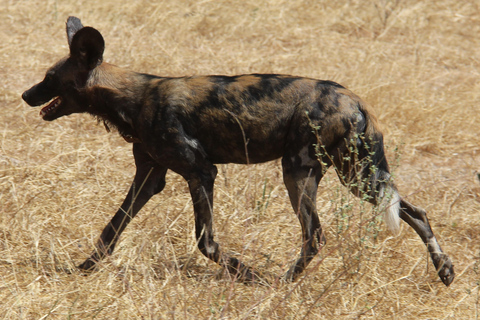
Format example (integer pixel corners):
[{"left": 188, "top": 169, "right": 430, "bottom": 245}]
[{"left": 1, "top": 0, "right": 480, "bottom": 318}]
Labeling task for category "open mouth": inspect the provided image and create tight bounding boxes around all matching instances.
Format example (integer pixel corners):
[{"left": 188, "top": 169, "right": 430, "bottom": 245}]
[{"left": 40, "top": 97, "right": 62, "bottom": 119}]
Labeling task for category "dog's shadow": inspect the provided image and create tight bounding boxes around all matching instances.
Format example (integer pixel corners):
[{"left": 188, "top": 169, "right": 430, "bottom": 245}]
[{"left": 151, "top": 254, "right": 280, "bottom": 286}]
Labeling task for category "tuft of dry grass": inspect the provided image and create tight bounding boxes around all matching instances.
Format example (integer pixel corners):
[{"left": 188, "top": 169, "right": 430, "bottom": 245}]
[{"left": 1, "top": 0, "right": 480, "bottom": 318}]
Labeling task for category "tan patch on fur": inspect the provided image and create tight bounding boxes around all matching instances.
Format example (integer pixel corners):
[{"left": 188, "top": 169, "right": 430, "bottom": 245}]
[
  {"left": 231, "top": 75, "right": 261, "bottom": 89},
  {"left": 186, "top": 77, "right": 216, "bottom": 104},
  {"left": 88, "top": 63, "right": 134, "bottom": 89},
  {"left": 162, "top": 77, "right": 217, "bottom": 112}
]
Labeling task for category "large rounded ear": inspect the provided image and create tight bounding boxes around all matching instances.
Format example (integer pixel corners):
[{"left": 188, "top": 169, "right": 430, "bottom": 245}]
[
  {"left": 66, "top": 16, "right": 84, "bottom": 46},
  {"left": 69, "top": 27, "right": 105, "bottom": 70}
]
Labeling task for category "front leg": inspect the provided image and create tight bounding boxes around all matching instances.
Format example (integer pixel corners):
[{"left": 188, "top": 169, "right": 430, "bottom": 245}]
[
  {"left": 184, "top": 165, "right": 263, "bottom": 283},
  {"left": 78, "top": 144, "right": 167, "bottom": 271}
]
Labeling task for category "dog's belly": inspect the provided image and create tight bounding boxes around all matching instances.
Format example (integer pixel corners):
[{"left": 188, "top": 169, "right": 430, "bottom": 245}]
[{"left": 196, "top": 124, "right": 288, "bottom": 164}]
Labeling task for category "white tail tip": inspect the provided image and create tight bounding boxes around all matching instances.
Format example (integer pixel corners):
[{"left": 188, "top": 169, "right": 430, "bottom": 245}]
[{"left": 380, "top": 186, "right": 401, "bottom": 235}]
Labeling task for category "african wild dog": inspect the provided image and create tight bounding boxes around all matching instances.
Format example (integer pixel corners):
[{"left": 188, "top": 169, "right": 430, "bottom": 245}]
[{"left": 22, "top": 17, "right": 454, "bottom": 286}]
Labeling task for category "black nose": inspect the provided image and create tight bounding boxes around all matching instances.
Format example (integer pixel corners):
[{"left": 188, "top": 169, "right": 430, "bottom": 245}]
[{"left": 22, "top": 90, "right": 28, "bottom": 102}]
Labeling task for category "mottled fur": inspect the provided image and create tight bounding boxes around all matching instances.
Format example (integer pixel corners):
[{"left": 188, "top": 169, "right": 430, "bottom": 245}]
[{"left": 22, "top": 17, "right": 454, "bottom": 286}]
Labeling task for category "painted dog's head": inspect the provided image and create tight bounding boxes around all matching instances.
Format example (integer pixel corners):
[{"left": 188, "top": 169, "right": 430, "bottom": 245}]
[{"left": 22, "top": 17, "right": 105, "bottom": 121}]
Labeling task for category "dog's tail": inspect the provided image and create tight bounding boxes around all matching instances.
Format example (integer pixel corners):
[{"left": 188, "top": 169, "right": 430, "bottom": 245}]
[{"left": 357, "top": 101, "right": 401, "bottom": 235}]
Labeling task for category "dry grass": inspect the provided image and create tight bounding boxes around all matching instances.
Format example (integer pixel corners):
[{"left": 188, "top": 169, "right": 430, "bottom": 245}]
[{"left": 1, "top": 0, "right": 480, "bottom": 318}]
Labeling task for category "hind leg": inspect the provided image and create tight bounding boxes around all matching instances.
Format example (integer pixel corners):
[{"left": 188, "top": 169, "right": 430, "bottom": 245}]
[
  {"left": 282, "top": 147, "right": 326, "bottom": 281},
  {"left": 333, "top": 144, "right": 454, "bottom": 286},
  {"left": 399, "top": 199, "right": 454, "bottom": 286}
]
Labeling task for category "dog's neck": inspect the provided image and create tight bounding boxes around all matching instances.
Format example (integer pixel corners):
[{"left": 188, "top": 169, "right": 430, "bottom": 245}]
[{"left": 85, "top": 63, "right": 152, "bottom": 142}]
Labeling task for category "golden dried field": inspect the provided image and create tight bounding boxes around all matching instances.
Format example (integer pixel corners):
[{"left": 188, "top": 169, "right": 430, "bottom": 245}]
[{"left": 1, "top": 0, "right": 480, "bottom": 318}]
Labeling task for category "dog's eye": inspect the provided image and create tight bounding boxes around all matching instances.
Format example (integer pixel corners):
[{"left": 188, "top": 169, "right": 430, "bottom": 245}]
[{"left": 44, "top": 73, "right": 54, "bottom": 83}]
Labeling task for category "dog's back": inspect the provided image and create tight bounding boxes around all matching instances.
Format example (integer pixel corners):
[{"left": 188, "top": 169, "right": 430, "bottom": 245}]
[{"left": 136, "top": 74, "right": 366, "bottom": 165}]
